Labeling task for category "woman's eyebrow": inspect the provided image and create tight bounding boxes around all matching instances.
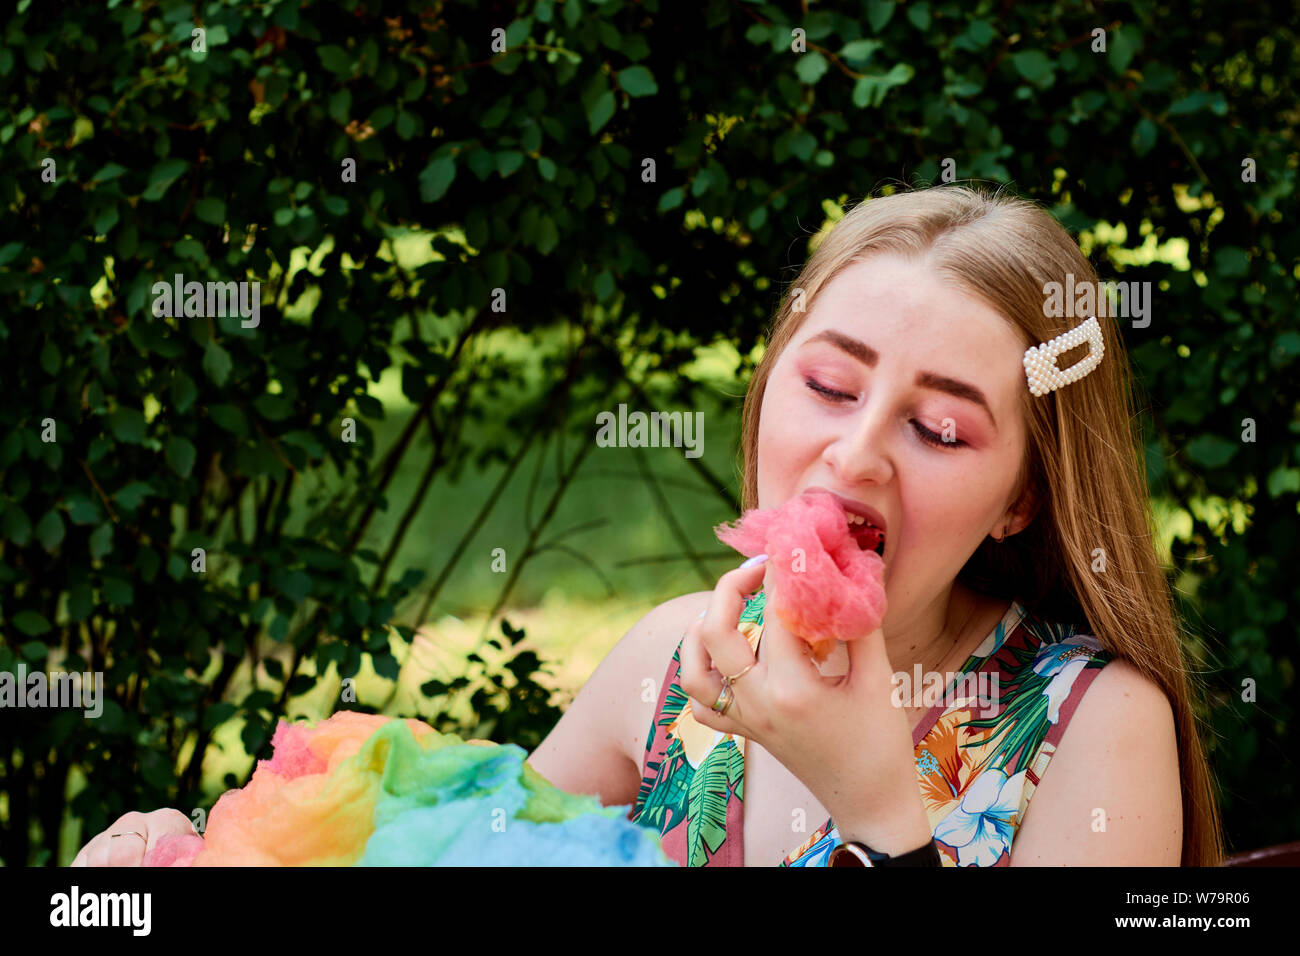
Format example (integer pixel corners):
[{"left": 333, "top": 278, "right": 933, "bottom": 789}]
[{"left": 802, "top": 329, "right": 998, "bottom": 430}]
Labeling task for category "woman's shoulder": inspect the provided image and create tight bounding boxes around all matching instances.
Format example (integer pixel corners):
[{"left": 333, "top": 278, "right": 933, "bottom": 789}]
[{"left": 615, "top": 590, "right": 714, "bottom": 766}]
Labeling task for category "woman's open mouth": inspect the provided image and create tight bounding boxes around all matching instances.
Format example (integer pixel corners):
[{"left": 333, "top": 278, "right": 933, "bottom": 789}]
[{"left": 845, "top": 513, "right": 886, "bottom": 556}]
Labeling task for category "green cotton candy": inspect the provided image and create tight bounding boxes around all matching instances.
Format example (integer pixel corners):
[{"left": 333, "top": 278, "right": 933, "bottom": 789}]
[
  {"left": 517, "top": 759, "right": 619, "bottom": 824},
  {"left": 355, "top": 721, "right": 674, "bottom": 866}
]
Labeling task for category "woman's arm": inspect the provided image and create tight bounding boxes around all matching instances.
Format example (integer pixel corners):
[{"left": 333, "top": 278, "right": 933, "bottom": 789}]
[
  {"left": 1008, "top": 659, "right": 1183, "bottom": 865},
  {"left": 525, "top": 591, "right": 711, "bottom": 809}
]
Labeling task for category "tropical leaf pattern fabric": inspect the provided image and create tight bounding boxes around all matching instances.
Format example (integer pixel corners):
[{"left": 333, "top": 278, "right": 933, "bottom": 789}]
[{"left": 629, "top": 590, "right": 1113, "bottom": 867}]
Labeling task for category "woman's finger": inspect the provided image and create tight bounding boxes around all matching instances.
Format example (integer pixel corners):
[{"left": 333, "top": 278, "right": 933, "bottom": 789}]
[{"left": 697, "top": 557, "right": 768, "bottom": 677}]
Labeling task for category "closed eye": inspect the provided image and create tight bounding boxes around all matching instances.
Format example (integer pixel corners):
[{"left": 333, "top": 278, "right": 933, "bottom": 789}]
[
  {"left": 807, "top": 379, "right": 967, "bottom": 449},
  {"left": 912, "top": 421, "right": 967, "bottom": 449},
  {"left": 805, "top": 377, "right": 853, "bottom": 401}
]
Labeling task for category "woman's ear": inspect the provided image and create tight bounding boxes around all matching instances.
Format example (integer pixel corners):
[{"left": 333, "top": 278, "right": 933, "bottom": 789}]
[{"left": 1003, "top": 486, "right": 1041, "bottom": 537}]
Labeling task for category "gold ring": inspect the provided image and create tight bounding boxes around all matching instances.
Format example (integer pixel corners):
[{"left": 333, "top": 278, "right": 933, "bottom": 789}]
[
  {"left": 110, "top": 831, "right": 147, "bottom": 842},
  {"left": 710, "top": 683, "right": 734, "bottom": 716},
  {"left": 724, "top": 660, "right": 757, "bottom": 685}
]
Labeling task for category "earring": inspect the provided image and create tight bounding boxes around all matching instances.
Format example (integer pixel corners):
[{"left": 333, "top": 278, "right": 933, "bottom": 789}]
[{"left": 993, "top": 525, "right": 1008, "bottom": 543}]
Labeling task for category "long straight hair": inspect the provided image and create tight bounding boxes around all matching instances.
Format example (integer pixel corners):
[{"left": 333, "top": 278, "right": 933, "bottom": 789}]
[{"left": 738, "top": 185, "right": 1224, "bottom": 866}]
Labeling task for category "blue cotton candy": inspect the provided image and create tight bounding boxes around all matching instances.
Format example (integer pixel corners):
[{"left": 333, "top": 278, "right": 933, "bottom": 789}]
[{"left": 358, "top": 733, "right": 677, "bottom": 866}]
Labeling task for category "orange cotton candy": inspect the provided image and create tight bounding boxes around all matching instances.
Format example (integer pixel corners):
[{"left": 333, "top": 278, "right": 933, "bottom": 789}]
[{"left": 714, "top": 489, "right": 887, "bottom": 663}]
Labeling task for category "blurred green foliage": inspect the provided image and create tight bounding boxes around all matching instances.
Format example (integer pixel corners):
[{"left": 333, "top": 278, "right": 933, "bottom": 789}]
[{"left": 0, "top": 0, "right": 1296, "bottom": 864}]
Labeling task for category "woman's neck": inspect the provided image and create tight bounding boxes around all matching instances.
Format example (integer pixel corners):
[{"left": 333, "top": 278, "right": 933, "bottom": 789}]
[{"left": 815, "top": 580, "right": 997, "bottom": 682}]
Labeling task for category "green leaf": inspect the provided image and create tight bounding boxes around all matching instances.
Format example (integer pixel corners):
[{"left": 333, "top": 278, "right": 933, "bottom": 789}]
[
  {"left": 166, "top": 436, "right": 197, "bottom": 478},
  {"left": 1273, "top": 331, "right": 1300, "bottom": 359},
  {"left": 840, "top": 39, "right": 882, "bottom": 64},
  {"left": 535, "top": 216, "right": 559, "bottom": 255},
  {"left": 318, "top": 45, "right": 353, "bottom": 76},
  {"left": 1132, "top": 117, "right": 1157, "bottom": 156},
  {"left": 36, "top": 508, "right": 65, "bottom": 551},
  {"left": 195, "top": 197, "right": 226, "bottom": 224},
  {"left": 1110, "top": 26, "right": 1141, "bottom": 73},
  {"left": 68, "top": 582, "right": 93, "bottom": 620},
  {"left": 66, "top": 496, "right": 100, "bottom": 525},
  {"left": 795, "top": 52, "right": 829, "bottom": 85},
  {"left": 12, "top": 611, "right": 51, "bottom": 636},
  {"left": 174, "top": 238, "right": 205, "bottom": 262},
  {"left": 203, "top": 340, "right": 232, "bottom": 385},
  {"left": 1011, "top": 50, "right": 1054, "bottom": 86},
  {"left": 1213, "top": 246, "right": 1250, "bottom": 278},
  {"left": 253, "top": 394, "right": 293, "bottom": 421},
  {"left": 586, "top": 90, "right": 615, "bottom": 136},
  {"left": 372, "top": 649, "right": 401, "bottom": 681},
  {"left": 368, "top": 105, "right": 395, "bottom": 131},
  {"left": 658, "top": 186, "right": 685, "bottom": 213},
  {"left": 171, "top": 371, "right": 197, "bottom": 414},
  {"left": 537, "top": 156, "right": 557, "bottom": 181},
  {"left": 89, "top": 522, "right": 113, "bottom": 559},
  {"left": 906, "top": 2, "right": 931, "bottom": 30},
  {"left": 114, "top": 481, "right": 152, "bottom": 511},
  {"left": 866, "top": 0, "right": 896, "bottom": 32},
  {"left": 396, "top": 110, "right": 418, "bottom": 140},
  {"left": 0, "top": 241, "right": 23, "bottom": 266},
  {"left": 851, "top": 64, "right": 915, "bottom": 109},
  {"left": 329, "top": 88, "right": 351, "bottom": 125},
  {"left": 1185, "top": 435, "right": 1237, "bottom": 468},
  {"left": 1266, "top": 466, "right": 1300, "bottom": 499},
  {"left": 108, "top": 406, "right": 146, "bottom": 443},
  {"left": 91, "top": 162, "right": 128, "bottom": 182},
  {"left": 209, "top": 404, "right": 248, "bottom": 436},
  {"left": 418, "top": 156, "right": 456, "bottom": 202},
  {"left": 202, "top": 702, "right": 238, "bottom": 732},
  {"left": 93, "top": 205, "right": 120, "bottom": 235},
  {"left": 102, "top": 575, "right": 134, "bottom": 606},
  {"left": 21, "top": 640, "right": 48, "bottom": 661},
  {"left": 142, "top": 159, "right": 188, "bottom": 201},
  {"left": 496, "top": 151, "right": 525, "bottom": 177},
  {"left": 616, "top": 65, "right": 658, "bottom": 97},
  {"left": 273, "top": 568, "right": 312, "bottom": 602},
  {"left": 40, "top": 341, "right": 59, "bottom": 375}
]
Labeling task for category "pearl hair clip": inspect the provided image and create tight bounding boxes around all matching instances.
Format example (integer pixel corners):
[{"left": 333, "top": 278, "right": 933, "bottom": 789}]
[{"left": 1022, "top": 315, "right": 1105, "bottom": 397}]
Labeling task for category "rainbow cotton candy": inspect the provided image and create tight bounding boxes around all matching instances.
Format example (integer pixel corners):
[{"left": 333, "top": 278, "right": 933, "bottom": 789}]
[
  {"left": 714, "top": 489, "right": 887, "bottom": 663},
  {"left": 143, "top": 712, "right": 675, "bottom": 867}
]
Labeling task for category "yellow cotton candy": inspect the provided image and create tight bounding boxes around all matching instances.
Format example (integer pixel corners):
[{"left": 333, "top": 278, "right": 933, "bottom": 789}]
[{"left": 193, "top": 712, "right": 445, "bottom": 866}]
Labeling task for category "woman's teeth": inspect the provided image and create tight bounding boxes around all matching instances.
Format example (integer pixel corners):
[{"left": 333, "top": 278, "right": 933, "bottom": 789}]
[{"left": 845, "top": 515, "right": 886, "bottom": 556}]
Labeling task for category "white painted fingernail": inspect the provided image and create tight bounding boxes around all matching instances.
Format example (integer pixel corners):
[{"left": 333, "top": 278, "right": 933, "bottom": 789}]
[
  {"left": 739, "top": 553, "right": 769, "bottom": 569},
  {"left": 696, "top": 609, "right": 708, "bottom": 620}
]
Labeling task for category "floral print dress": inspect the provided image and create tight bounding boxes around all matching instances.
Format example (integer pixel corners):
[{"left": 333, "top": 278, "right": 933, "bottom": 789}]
[{"left": 629, "top": 590, "right": 1113, "bottom": 866}]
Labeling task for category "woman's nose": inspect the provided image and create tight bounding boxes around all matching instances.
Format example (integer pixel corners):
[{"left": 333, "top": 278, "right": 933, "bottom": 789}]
[{"left": 822, "top": 404, "right": 893, "bottom": 485}]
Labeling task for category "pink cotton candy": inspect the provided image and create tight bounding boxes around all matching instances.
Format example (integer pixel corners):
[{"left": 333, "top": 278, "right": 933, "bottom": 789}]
[
  {"left": 261, "top": 720, "right": 328, "bottom": 780},
  {"left": 715, "top": 490, "right": 887, "bottom": 663},
  {"left": 142, "top": 832, "right": 206, "bottom": 867}
]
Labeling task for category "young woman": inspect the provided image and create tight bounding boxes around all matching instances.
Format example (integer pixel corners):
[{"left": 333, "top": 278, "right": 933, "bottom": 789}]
[
  {"left": 73, "top": 185, "right": 1223, "bottom": 868},
  {"left": 526, "top": 185, "right": 1223, "bottom": 867}
]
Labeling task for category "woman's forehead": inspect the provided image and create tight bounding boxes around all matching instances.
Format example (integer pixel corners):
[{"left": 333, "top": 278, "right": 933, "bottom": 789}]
[{"left": 792, "top": 260, "right": 1027, "bottom": 399}]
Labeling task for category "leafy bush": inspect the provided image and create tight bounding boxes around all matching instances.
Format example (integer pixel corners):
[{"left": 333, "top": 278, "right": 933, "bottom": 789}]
[{"left": 0, "top": 0, "right": 1296, "bottom": 864}]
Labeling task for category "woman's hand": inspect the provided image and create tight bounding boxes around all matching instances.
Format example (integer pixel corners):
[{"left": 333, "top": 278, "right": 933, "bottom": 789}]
[
  {"left": 70, "top": 809, "right": 199, "bottom": 867},
  {"left": 678, "top": 558, "right": 929, "bottom": 850}
]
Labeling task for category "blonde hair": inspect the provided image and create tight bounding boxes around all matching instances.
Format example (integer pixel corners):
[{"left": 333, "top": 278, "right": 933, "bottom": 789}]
[{"left": 738, "top": 184, "right": 1224, "bottom": 866}]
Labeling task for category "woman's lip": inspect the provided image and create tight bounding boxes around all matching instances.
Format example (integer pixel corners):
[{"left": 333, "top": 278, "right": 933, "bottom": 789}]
[{"left": 802, "top": 486, "right": 887, "bottom": 536}]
